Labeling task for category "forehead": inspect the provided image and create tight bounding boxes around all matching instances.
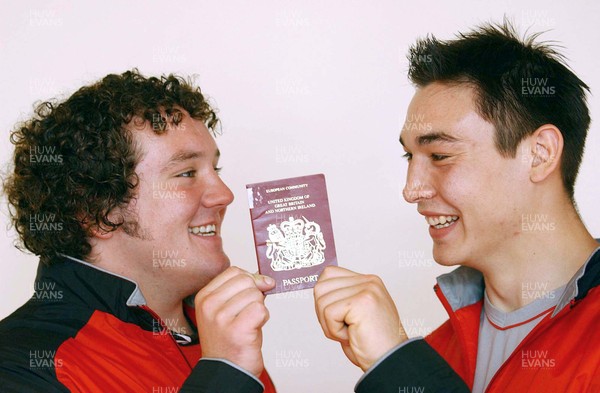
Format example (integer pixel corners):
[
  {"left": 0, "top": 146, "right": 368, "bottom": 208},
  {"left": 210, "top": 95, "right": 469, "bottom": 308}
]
[
  {"left": 400, "top": 82, "right": 493, "bottom": 147},
  {"left": 132, "top": 114, "right": 218, "bottom": 170}
]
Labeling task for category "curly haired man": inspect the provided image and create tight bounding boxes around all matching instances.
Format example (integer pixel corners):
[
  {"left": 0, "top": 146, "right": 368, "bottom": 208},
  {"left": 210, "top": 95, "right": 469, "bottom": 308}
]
[{"left": 1, "top": 70, "right": 277, "bottom": 393}]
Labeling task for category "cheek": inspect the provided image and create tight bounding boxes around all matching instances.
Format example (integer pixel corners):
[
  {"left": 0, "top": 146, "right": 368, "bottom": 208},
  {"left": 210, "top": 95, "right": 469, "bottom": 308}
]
[
  {"left": 435, "top": 166, "right": 499, "bottom": 229},
  {"left": 433, "top": 166, "right": 475, "bottom": 210},
  {"left": 162, "top": 198, "right": 200, "bottom": 224},
  {"left": 448, "top": 163, "right": 522, "bottom": 231},
  {"left": 137, "top": 187, "right": 202, "bottom": 227},
  {"left": 485, "top": 161, "right": 526, "bottom": 219}
]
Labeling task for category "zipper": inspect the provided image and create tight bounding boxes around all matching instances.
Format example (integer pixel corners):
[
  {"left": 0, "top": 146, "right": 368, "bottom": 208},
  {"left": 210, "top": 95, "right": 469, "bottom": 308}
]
[
  {"left": 434, "top": 284, "right": 480, "bottom": 387},
  {"left": 139, "top": 305, "right": 194, "bottom": 370}
]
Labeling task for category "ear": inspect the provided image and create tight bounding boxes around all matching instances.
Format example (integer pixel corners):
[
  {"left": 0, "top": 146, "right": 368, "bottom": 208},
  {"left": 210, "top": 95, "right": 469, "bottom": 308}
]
[
  {"left": 78, "top": 213, "right": 115, "bottom": 240},
  {"left": 528, "top": 124, "right": 563, "bottom": 183},
  {"left": 90, "top": 224, "right": 114, "bottom": 240}
]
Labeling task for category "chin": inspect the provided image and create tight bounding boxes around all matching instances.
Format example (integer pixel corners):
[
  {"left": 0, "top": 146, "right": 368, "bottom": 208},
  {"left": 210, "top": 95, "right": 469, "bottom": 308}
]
[
  {"left": 432, "top": 246, "right": 463, "bottom": 267},
  {"left": 180, "top": 254, "right": 231, "bottom": 292},
  {"left": 211, "top": 251, "right": 232, "bottom": 271}
]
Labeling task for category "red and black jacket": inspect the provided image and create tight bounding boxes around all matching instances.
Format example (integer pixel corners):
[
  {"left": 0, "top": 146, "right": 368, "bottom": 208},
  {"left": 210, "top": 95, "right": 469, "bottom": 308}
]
[
  {"left": 356, "top": 246, "right": 600, "bottom": 393},
  {"left": 0, "top": 256, "right": 276, "bottom": 392}
]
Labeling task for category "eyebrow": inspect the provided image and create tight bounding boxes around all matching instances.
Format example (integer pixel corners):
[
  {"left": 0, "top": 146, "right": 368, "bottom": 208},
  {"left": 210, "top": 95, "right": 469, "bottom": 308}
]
[
  {"left": 399, "top": 132, "right": 462, "bottom": 147},
  {"left": 161, "top": 149, "right": 220, "bottom": 173}
]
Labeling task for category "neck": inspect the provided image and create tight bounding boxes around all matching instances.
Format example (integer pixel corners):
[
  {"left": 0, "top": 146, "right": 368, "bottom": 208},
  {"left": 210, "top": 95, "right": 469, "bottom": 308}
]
[
  {"left": 479, "top": 201, "right": 598, "bottom": 312},
  {"left": 89, "top": 244, "right": 194, "bottom": 335},
  {"left": 140, "top": 288, "right": 194, "bottom": 335}
]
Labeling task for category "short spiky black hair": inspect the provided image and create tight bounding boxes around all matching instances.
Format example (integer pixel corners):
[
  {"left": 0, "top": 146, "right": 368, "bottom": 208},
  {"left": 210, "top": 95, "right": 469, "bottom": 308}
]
[{"left": 408, "top": 21, "right": 590, "bottom": 200}]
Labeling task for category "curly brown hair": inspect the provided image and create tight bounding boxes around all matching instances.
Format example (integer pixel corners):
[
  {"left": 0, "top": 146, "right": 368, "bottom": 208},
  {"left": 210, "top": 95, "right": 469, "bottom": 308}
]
[{"left": 3, "top": 69, "right": 219, "bottom": 265}]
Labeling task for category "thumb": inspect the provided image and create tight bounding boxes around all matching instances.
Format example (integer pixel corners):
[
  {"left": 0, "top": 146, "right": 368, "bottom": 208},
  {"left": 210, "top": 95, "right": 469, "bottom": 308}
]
[{"left": 252, "top": 274, "right": 276, "bottom": 292}]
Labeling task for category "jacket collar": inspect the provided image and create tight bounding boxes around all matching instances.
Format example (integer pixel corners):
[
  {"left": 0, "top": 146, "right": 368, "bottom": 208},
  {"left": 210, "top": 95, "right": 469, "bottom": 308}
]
[
  {"left": 35, "top": 255, "right": 154, "bottom": 328},
  {"left": 436, "top": 246, "right": 600, "bottom": 317}
]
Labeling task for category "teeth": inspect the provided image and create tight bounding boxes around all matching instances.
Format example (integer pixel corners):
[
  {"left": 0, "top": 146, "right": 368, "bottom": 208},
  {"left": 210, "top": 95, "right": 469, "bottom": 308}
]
[
  {"left": 426, "top": 215, "right": 458, "bottom": 228},
  {"left": 188, "top": 224, "right": 217, "bottom": 236}
]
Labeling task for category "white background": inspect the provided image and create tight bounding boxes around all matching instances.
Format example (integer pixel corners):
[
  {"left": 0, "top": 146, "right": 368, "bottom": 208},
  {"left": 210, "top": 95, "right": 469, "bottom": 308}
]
[{"left": 1, "top": 1, "right": 599, "bottom": 392}]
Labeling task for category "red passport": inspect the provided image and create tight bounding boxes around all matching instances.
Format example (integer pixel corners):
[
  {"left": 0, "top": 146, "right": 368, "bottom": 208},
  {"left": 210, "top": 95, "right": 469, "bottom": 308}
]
[{"left": 246, "top": 174, "right": 338, "bottom": 294}]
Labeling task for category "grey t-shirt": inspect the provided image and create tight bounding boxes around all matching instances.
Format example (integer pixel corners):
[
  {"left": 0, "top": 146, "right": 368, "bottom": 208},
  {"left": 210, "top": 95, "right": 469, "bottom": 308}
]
[{"left": 472, "top": 284, "right": 566, "bottom": 393}]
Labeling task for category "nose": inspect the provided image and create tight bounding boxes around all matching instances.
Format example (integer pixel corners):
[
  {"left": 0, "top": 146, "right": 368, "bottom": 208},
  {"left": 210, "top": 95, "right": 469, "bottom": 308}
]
[
  {"left": 202, "top": 172, "right": 234, "bottom": 208},
  {"left": 403, "top": 160, "right": 435, "bottom": 203}
]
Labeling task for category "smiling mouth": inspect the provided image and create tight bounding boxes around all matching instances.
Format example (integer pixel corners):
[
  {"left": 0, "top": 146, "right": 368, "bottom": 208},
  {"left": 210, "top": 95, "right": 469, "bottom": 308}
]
[
  {"left": 188, "top": 224, "right": 217, "bottom": 237},
  {"left": 426, "top": 215, "right": 459, "bottom": 229}
]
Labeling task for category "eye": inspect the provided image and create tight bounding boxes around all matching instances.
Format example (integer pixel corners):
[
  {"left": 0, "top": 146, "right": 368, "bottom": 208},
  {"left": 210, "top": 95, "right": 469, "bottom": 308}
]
[
  {"left": 402, "top": 152, "right": 413, "bottom": 161},
  {"left": 214, "top": 166, "right": 222, "bottom": 174},
  {"left": 177, "top": 170, "right": 196, "bottom": 178},
  {"left": 431, "top": 154, "right": 449, "bottom": 161}
]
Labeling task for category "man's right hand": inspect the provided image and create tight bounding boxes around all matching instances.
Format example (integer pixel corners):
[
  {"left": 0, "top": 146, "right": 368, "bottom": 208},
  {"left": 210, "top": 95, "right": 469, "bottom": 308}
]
[
  {"left": 194, "top": 266, "right": 275, "bottom": 377},
  {"left": 314, "top": 266, "right": 408, "bottom": 371}
]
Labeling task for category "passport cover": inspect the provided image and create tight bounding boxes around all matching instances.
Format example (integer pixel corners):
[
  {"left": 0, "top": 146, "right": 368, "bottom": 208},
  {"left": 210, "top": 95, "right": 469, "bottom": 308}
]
[{"left": 246, "top": 174, "right": 337, "bottom": 294}]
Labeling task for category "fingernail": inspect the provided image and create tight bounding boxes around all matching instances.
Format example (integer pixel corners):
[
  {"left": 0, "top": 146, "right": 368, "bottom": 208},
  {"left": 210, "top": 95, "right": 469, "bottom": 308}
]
[{"left": 263, "top": 276, "right": 274, "bottom": 286}]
